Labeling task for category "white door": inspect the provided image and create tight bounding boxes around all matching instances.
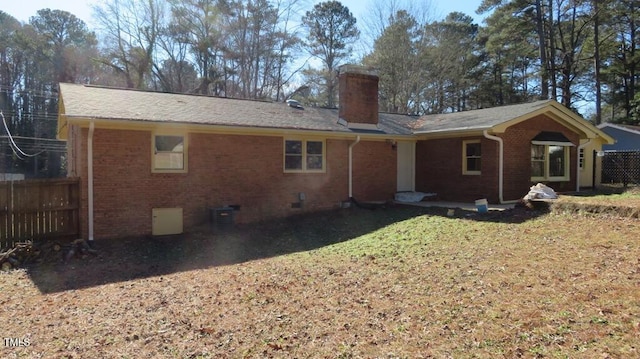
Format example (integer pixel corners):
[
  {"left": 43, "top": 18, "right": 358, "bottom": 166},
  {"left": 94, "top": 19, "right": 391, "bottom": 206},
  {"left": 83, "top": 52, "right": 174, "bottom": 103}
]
[{"left": 396, "top": 141, "right": 415, "bottom": 192}]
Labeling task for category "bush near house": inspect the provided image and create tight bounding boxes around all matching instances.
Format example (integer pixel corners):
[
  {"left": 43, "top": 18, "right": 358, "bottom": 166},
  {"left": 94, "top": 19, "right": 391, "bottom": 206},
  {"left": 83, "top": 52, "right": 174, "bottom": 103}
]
[{"left": 1, "top": 195, "right": 639, "bottom": 358}]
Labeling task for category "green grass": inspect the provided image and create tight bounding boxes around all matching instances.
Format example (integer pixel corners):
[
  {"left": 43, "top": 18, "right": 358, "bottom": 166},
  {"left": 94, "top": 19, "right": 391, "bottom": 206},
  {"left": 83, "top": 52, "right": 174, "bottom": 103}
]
[{"left": 312, "top": 214, "right": 498, "bottom": 258}]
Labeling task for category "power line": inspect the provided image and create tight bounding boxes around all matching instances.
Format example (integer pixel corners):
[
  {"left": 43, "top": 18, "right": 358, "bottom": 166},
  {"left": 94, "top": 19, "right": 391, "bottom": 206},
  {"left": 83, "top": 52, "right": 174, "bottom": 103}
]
[
  {"left": 0, "top": 111, "right": 46, "bottom": 159},
  {"left": 1, "top": 110, "right": 59, "bottom": 122},
  {"left": 0, "top": 135, "right": 65, "bottom": 143},
  {"left": 0, "top": 86, "right": 60, "bottom": 100},
  {"left": 0, "top": 142, "right": 66, "bottom": 152}
]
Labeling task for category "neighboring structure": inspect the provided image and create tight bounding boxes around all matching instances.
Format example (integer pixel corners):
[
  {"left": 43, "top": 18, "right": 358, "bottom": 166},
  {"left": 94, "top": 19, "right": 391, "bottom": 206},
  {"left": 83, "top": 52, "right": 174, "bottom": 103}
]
[
  {"left": 57, "top": 66, "right": 613, "bottom": 240},
  {"left": 597, "top": 123, "right": 640, "bottom": 151},
  {"left": 596, "top": 123, "right": 640, "bottom": 186}
]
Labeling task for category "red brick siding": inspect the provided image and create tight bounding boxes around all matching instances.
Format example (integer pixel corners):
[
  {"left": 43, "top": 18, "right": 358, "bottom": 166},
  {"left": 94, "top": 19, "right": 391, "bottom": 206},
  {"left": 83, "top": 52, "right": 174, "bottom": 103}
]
[
  {"left": 338, "top": 72, "right": 379, "bottom": 125},
  {"left": 353, "top": 141, "right": 397, "bottom": 200},
  {"left": 416, "top": 137, "right": 499, "bottom": 202},
  {"left": 75, "top": 129, "right": 396, "bottom": 240},
  {"left": 501, "top": 115, "right": 578, "bottom": 198},
  {"left": 416, "top": 115, "right": 579, "bottom": 203}
]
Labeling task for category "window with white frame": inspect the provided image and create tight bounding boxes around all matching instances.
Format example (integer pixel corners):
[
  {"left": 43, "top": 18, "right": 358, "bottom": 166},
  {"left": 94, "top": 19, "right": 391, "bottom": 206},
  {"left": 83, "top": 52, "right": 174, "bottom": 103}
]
[
  {"left": 462, "top": 140, "right": 481, "bottom": 175},
  {"left": 284, "top": 139, "right": 325, "bottom": 172},
  {"left": 530, "top": 132, "right": 573, "bottom": 181},
  {"left": 153, "top": 134, "right": 186, "bottom": 172}
]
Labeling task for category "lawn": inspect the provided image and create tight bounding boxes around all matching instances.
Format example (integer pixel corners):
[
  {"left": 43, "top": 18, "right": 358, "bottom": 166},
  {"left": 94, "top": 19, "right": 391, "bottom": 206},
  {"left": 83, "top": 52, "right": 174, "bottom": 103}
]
[{"left": 1, "top": 200, "right": 639, "bottom": 358}]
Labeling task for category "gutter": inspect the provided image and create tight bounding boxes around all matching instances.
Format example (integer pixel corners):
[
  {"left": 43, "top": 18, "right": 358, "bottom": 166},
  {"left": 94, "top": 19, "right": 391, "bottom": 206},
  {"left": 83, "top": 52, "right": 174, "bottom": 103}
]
[
  {"left": 88, "top": 121, "right": 95, "bottom": 241},
  {"left": 483, "top": 130, "right": 507, "bottom": 204},
  {"left": 413, "top": 126, "right": 489, "bottom": 135},
  {"left": 348, "top": 136, "right": 361, "bottom": 198},
  {"left": 63, "top": 116, "right": 413, "bottom": 142},
  {"left": 576, "top": 139, "right": 592, "bottom": 192}
]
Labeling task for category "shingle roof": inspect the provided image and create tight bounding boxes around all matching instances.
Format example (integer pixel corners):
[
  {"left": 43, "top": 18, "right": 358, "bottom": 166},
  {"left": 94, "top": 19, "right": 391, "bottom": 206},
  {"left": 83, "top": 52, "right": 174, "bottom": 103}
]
[
  {"left": 59, "top": 83, "right": 414, "bottom": 136},
  {"left": 410, "top": 100, "right": 555, "bottom": 133},
  {"left": 59, "top": 84, "right": 607, "bottom": 142}
]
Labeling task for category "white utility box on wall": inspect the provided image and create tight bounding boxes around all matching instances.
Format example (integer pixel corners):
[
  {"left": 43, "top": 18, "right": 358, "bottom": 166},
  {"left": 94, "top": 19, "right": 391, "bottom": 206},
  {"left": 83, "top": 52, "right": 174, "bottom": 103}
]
[{"left": 152, "top": 208, "right": 183, "bottom": 236}]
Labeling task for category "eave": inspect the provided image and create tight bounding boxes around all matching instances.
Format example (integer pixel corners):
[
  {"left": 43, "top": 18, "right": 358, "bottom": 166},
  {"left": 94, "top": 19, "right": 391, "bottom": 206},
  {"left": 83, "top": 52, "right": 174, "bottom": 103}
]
[
  {"left": 58, "top": 115, "right": 416, "bottom": 142},
  {"left": 414, "top": 127, "right": 487, "bottom": 140}
]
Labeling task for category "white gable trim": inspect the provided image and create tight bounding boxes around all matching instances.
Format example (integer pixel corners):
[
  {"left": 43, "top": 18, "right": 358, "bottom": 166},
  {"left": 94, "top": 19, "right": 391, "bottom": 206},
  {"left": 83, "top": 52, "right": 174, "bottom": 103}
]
[{"left": 597, "top": 123, "right": 640, "bottom": 136}]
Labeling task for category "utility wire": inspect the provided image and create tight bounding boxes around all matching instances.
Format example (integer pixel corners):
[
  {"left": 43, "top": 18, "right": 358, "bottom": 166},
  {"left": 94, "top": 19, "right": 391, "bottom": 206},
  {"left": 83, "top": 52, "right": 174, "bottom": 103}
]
[
  {"left": 0, "top": 110, "right": 59, "bottom": 122},
  {"left": 0, "top": 135, "right": 65, "bottom": 142},
  {"left": 1, "top": 111, "right": 46, "bottom": 158}
]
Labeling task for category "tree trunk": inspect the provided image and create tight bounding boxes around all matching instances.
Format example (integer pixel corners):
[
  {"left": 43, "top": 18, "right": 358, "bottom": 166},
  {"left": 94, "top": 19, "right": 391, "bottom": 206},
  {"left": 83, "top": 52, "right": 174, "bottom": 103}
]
[
  {"left": 593, "top": 0, "right": 602, "bottom": 124},
  {"left": 548, "top": 0, "right": 558, "bottom": 100},
  {"left": 536, "top": 0, "right": 549, "bottom": 99}
]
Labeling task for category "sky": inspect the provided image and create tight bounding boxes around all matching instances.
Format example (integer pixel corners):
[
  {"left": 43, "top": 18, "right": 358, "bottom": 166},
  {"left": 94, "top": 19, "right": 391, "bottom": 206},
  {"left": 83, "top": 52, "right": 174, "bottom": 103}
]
[{"left": 1, "top": 0, "right": 486, "bottom": 27}]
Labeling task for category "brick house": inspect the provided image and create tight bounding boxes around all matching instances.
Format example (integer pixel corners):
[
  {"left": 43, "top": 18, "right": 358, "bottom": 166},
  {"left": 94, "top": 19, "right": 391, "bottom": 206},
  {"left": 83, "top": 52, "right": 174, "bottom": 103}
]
[
  {"left": 412, "top": 101, "right": 614, "bottom": 203},
  {"left": 57, "top": 66, "right": 612, "bottom": 240},
  {"left": 58, "top": 67, "right": 417, "bottom": 240}
]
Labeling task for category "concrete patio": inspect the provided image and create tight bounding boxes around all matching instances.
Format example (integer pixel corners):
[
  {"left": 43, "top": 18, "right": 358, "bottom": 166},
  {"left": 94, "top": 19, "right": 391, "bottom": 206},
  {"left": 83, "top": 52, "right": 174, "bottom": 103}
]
[{"left": 396, "top": 200, "right": 516, "bottom": 212}]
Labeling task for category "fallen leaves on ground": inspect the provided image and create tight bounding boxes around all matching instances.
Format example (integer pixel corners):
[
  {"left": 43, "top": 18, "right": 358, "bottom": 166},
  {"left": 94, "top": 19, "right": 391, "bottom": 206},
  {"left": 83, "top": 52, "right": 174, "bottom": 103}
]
[{"left": 1, "top": 204, "right": 639, "bottom": 358}]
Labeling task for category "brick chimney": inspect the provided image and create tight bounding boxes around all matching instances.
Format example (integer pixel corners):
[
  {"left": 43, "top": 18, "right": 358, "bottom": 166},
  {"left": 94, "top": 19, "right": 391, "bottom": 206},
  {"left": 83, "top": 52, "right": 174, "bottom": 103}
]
[{"left": 338, "top": 65, "right": 379, "bottom": 130}]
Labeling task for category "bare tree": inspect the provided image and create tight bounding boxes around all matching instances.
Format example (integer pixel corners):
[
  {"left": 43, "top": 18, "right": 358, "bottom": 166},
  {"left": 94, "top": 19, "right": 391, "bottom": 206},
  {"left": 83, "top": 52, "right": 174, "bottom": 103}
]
[
  {"left": 93, "top": 0, "right": 166, "bottom": 88},
  {"left": 360, "top": 0, "right": 434, "bottom": 54},
  {"left": 168, "top": 0, "right": 228, "bottom": 95}
]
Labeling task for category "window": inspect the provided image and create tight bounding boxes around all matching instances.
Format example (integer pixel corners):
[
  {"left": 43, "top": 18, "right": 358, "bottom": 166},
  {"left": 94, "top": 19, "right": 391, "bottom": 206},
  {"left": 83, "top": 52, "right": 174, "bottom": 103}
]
[
  {"left": 284, "top": 139, "right": 325, "bottom": 172},
  {"left": 463, "top": 140, "right": 481, "bottom": 175},
  {"left": 531, "top": 144, "right": 570, "bottom": 181},
  {"left": 153, "top": 134, "right": 186, "bottom": 172},
  {"left": 530, "top": 131, "right": 573, "bottom": 181}
]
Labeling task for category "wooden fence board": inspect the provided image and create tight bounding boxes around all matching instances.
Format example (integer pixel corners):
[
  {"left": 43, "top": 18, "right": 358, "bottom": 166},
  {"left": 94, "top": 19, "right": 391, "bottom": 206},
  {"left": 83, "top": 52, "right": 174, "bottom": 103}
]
[{"left": 0, "top": 178, "right": 80, "bottom": 250}]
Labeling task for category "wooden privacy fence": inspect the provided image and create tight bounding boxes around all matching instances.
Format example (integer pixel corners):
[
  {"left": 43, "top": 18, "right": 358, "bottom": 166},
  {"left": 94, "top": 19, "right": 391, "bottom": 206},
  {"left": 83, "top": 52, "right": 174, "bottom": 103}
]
[{"left": 0, "top": 178, "right": 80, "bottom": 250}]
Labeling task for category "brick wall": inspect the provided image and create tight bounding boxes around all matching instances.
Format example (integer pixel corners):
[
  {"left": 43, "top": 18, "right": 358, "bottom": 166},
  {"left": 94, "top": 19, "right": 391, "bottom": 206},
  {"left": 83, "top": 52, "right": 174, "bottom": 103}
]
[
  {"left": 416, "top": 115, "right": 579, "bottom": 203},
  {"left": 352, "top": 141, "right": 397, "bottom": 200},
  {"left": 74, "top": 128, "right": 396, "bottom": 240},
  {"left": 416, "top": 137, "right": 499, "bottom": 202},
  {"left": 501, "top": 115, "right": 578, "bottom": 198},
  {"left": 338, "top": 71, "right": 379, "bottom": 125}
]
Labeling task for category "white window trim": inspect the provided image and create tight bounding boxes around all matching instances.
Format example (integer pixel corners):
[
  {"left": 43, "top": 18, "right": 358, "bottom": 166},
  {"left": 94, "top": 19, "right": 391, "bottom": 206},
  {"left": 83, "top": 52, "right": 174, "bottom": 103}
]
[
  {"left": 531, "top": 144, "right": 570, "bottom": 181},
  {"left": 462, "top": 140, "right": 481, "bottom": 175},
  {"left": 283, "top": 138, "right": 326, "bottom": 173},
  {"left": 152, "top": 132, "right": 188, "bottom": 173}
]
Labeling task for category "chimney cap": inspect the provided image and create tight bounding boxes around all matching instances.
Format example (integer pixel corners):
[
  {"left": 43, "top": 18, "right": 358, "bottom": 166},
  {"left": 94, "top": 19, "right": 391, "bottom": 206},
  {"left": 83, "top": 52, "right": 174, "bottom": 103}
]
[{"left": 338, "top": 64, "right": 378, "bottom": 77}]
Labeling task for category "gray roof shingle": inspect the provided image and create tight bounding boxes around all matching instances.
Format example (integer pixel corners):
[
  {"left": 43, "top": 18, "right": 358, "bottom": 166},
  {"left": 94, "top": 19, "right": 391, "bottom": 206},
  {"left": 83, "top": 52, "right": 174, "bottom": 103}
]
[
  {"left": 410, "top": 100, "right": 554, "bottom": 133},
  {"left": 59, "top": 83, "right": 414, "bottom": 136},
  {"left": 60, "top": 84, "right": 600, "bottom": 140}
]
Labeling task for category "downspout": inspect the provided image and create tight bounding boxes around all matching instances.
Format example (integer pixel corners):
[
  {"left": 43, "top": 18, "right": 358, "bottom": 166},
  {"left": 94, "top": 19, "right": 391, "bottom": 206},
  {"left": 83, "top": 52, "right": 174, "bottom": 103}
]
[
  {"left": 88, "top": 122, "right": 95, "bottom": 241},
  {"left": 577, "top": 139, "right": 592, "bottom": 192},
  {"left": 483, "top": 130, "right": 506, "bottom": 204},
  {"left": 348, "top": 136, "right": 361, "bottom": 199}
]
